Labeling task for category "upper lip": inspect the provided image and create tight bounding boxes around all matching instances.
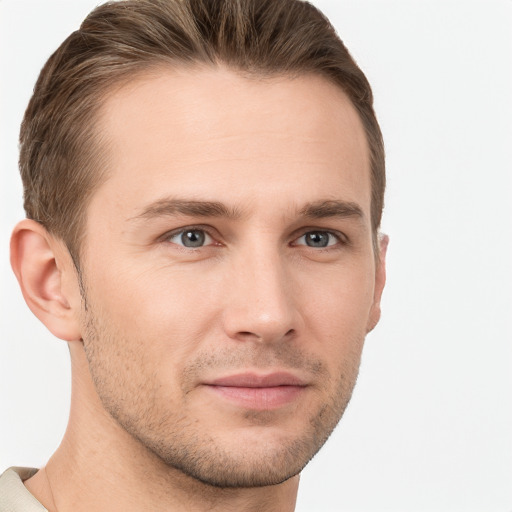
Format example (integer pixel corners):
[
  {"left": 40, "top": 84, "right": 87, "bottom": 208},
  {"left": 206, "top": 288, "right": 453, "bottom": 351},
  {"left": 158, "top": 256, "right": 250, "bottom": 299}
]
[{"left": 206, "top": 372, "right": 308, "bottom": 388}]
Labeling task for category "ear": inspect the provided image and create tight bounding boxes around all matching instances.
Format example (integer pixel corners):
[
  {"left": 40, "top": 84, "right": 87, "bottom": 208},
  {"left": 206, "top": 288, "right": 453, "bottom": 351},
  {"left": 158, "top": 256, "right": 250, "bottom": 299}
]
[
  {"left": 366, "top": 234, "right": 389, "bottom": 333},
  {"left": 10, "top": 219, "right": 82, "bottom": 341}
]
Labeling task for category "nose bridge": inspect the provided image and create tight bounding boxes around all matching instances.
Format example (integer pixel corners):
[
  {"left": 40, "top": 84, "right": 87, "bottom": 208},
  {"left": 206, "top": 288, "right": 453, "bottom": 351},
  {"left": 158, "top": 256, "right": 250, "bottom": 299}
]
[{"left": 222, "top": 238, "right": 298, "bottom": 343}]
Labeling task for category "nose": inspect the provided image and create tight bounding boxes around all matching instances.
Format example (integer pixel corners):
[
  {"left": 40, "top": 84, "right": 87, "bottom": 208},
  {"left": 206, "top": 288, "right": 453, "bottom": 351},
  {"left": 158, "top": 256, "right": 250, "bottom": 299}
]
[{"left": 221, "top": 246, "right": 301, "bottom": 344}]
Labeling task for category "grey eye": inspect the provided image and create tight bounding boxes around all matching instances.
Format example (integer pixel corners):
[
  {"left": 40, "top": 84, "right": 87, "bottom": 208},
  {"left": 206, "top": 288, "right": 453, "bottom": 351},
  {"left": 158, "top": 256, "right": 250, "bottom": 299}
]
[
  {"left": 168, "top": 229, "right": 212, "bottom": 248},
  {"left": 296, "top": 231, "right": 338, "bottom": 248},
  {"left": 182, "top": 230, "right": 205, "bottom": 247}
]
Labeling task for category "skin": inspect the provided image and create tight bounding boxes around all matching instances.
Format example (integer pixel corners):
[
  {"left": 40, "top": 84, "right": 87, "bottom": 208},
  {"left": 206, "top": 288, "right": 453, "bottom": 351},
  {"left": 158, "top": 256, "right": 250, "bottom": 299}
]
[{"left": 11, "top": 66, "right": 387, "bottom": 511}]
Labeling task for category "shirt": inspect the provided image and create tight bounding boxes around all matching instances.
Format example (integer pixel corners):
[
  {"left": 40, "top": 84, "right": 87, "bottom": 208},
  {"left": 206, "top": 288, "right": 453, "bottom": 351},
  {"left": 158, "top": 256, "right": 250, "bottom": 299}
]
[{"left": 0, "top": 467, "right": 47, "bottom": 512}]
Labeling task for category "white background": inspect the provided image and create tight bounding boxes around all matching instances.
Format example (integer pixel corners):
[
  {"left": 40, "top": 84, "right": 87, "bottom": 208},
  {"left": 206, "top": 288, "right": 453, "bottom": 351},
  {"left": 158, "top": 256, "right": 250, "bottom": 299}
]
[{"left": 1, "top": 1, "right": 511, "bottom": 511}]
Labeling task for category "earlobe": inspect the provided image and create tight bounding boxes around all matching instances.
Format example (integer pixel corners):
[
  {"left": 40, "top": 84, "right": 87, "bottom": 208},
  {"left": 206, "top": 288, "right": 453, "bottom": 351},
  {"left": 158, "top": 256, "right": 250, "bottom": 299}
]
[
  {"left": 10, "top": 219, "right": 82, "bottom": 341},
  {"left": 366, "top": 234, "right": 389, "bottom": 333}
]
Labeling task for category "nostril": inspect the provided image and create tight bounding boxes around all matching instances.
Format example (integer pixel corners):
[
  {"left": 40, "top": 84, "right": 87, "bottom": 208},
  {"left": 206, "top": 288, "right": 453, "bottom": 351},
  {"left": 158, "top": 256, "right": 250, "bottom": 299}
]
[{"left": 234, "top": 328, "right": 295, "bottom": 342}]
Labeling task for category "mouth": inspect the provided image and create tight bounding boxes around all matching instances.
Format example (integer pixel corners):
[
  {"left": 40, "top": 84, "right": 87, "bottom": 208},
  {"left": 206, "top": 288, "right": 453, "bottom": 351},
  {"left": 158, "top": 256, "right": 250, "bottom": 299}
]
[{"left": 202, "top": 372, "right": 308, "bottom": 410}]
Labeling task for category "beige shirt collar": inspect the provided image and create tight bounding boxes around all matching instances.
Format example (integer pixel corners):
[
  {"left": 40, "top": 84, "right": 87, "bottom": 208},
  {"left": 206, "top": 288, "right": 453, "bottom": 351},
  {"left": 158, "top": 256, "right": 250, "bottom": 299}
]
[{"left": 0, "top": 467, "right": 47, "bottom": 511}]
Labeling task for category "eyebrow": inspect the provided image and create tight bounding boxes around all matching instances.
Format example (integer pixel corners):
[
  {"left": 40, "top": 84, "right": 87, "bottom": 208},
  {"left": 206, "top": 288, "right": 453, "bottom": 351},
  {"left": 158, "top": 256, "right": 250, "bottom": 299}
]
[
  {"left": 131, "top": 198, "right": 242, "bottom": 221},
  {"left": 298, "top": 200, "right": 365, "bottom": 222},
  {"left": 130, "top": 198, "right": 364, "bottom": 223}
]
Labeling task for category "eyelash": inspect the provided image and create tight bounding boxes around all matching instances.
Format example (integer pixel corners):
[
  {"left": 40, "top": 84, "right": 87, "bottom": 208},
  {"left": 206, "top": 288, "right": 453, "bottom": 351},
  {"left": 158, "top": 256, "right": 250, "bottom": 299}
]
[{"left": 159, "top": 226, "right": 348, "bottom": 250}]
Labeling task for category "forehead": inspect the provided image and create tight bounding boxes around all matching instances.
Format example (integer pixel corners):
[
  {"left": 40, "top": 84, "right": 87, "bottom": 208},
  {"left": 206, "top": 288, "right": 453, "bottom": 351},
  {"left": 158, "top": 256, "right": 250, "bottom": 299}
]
[{"left": 91, "top": 65, "right": 371, "bottom": 222}]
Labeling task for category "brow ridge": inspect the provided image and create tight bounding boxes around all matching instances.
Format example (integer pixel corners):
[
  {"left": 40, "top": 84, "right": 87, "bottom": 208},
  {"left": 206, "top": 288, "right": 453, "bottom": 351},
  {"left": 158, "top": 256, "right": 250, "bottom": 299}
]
[
  {"left": 130, "top": 197, "right": 365, "bottom": 223},
  {"left": 299, "top": 200, "right": 364, "bottom": 221},
  {"left": 131, "top": 198, "right": 242, "bottom": 221}
]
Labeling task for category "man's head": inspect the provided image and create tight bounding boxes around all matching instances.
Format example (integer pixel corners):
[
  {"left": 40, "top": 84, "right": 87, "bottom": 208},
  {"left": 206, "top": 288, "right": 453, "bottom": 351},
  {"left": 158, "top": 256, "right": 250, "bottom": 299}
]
[
  {"left": 19, "top": 0, "right": 384, "bottom": 264},
  {"left": 11, "top": 0, "right": 387, "bottom": 491}
]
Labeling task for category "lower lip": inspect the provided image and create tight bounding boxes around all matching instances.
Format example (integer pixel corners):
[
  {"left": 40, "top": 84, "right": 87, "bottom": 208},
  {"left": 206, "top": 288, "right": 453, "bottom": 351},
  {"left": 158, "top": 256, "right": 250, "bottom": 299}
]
[{"left": 205, "top": 385, "right": 305, "bottom": 410}]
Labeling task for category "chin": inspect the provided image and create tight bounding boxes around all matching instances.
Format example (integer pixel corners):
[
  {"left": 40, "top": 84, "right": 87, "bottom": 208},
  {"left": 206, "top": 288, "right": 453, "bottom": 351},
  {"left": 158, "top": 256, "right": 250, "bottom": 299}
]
[
  {"left": 134, "top": 408, "right": 341, "bottom": 489},
  {"left": 158, "top": 439, "right": 311, "bottom": 488}
]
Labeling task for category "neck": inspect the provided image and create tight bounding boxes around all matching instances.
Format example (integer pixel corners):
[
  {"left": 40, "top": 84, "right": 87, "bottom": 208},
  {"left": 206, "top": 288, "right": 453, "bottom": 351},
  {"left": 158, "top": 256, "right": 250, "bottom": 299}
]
[{"left": 25, "top": 341, "right": 299, "bottom": 512}]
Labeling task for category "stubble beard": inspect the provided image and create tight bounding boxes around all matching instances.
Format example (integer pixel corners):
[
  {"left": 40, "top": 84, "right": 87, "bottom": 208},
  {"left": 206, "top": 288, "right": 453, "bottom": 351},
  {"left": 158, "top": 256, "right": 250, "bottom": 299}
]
[{"left": 81, "top": 301, "right": 363, "bottom": 489}]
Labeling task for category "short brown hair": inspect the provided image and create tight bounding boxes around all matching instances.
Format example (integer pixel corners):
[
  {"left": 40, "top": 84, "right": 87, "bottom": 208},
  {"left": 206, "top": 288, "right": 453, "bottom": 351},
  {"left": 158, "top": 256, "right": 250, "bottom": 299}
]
[{"left": 19, "top": 0, "right": 385, "bottom": 263}]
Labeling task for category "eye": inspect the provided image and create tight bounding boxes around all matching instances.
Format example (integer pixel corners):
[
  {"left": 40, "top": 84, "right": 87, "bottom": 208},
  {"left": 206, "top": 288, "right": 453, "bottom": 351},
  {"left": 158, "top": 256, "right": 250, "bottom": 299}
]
[
  {"left": 166, "top": 229, "right": 214, "bottom": 248},
  {"left": 294, "top": 230, "right": 341, "bottom": 248}
]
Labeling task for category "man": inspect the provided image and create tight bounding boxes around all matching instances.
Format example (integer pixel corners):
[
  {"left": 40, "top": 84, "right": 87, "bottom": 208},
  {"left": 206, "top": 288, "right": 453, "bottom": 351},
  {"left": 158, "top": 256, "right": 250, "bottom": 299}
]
[{"left": 0, "top": 0, "right": 387, "bottom": 510}]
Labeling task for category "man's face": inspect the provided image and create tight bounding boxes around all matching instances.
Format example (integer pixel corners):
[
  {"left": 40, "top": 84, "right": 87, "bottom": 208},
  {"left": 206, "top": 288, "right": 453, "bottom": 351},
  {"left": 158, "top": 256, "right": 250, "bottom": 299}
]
[{"left": 78, "top": 66, "right": 384, "bottom": 487}]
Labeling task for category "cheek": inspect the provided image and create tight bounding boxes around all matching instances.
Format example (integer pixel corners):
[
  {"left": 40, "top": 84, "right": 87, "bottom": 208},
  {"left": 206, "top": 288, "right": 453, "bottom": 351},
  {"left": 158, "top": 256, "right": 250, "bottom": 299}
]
[
  {"left": 296, "top": 261, "right": 375, "bottom": 378},
  {"left": 85, "top": 259, "right": 222, "bottom": 364},
  {"left": 300, "top": 261, "right": 375, "bottom": 331}
]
